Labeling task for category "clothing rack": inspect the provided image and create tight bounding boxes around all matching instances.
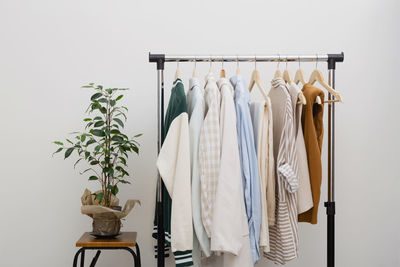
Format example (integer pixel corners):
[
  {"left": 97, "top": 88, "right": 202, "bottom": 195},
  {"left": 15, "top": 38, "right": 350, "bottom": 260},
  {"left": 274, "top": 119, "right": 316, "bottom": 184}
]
[{"left": 149, "top": 52, "right": 344, "bottom": 267}]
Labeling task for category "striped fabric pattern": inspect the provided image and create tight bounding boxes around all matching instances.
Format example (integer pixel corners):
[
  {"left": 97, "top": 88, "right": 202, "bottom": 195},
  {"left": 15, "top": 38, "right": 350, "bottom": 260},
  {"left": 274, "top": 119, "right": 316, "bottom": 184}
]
[
  {"left": 199, "top": 72, "right": 221, "bottom": 237},
  {"left": 173, "top": 250, "right": 194, "bottom": 267},
  {"left": 266, "top": 78, "right": 299, "bottom": 265}
]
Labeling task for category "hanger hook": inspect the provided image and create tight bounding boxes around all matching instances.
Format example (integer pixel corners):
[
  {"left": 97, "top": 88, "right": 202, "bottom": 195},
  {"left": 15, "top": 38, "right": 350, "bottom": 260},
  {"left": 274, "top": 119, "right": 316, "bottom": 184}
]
[
  {"left": 222, "top": 56, "right": 224, "bottom": 69},
  {"left": 194, "top": 56, "right": 197, "bottom": 69},
  {"left": 298, "top": 56, "right": 301, "bottom": 68},
  {"left": 255, "top": 54, "right": 257, "bottom": 69},
  {"left": 210, "top": 55, "right": 212, "bottom": 69},
  {"left": 237, "top": 54, "right": 239, "bottom": 69},
  {"left": 177, "top": 60, "right": 179, "bottom": 69},
  {"left": 316, "top": 54, "right": 318, "bottom": 69},
  {"left": 277, "top": 53, "right": 280, "bottom": 69},
  {"left": 285, "top": 55, "right": 288, "bottom": 69}
]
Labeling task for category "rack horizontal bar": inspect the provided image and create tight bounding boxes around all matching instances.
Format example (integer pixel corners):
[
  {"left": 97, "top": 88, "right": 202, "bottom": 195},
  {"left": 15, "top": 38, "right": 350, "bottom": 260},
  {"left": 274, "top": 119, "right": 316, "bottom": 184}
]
[{"left": 149, "top": 52, "right": 344, "bottom": 63}]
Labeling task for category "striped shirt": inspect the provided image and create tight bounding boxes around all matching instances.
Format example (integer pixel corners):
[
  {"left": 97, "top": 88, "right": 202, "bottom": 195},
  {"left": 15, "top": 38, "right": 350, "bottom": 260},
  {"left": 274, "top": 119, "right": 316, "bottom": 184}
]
[
  {"left": 199, "top": 72, "right": 221, "bottom": 237},
  {"left": 265, "top": 78, "right": 299, "bottom": 265}
]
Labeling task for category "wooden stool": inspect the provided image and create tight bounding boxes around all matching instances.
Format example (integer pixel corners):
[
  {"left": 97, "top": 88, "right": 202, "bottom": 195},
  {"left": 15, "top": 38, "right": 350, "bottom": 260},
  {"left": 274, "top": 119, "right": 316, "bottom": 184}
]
[{"left": 73, "top": 232, "right": 141, "bottom": 267}]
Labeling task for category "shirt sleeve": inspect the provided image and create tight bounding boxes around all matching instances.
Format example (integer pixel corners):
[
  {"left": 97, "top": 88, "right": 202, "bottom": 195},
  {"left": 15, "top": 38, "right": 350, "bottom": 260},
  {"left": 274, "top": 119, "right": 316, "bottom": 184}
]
[{"left": 276, "top": 98, "right": 299, "bottom": 194}]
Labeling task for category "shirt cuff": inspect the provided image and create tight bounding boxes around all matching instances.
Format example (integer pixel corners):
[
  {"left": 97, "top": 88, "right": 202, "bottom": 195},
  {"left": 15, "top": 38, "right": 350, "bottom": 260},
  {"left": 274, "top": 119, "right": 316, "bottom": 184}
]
[{"left": 278, "top": 163, "right": 299, "bottom": 193}]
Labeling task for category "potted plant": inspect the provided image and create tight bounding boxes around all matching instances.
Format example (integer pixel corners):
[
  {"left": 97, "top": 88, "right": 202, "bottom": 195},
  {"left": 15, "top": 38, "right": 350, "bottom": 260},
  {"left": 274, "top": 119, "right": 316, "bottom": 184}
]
[{"left": 53, "top": 83, "right": 141, "bottom": 237}]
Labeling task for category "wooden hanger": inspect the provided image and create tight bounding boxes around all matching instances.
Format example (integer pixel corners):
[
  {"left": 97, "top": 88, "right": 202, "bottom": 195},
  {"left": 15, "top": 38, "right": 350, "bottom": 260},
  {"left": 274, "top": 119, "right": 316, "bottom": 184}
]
[
  {"left": 309, "top": 58, "right": 343, "bottom": 103},
  {"left": 282, "top": 56, "right": 292, "bottom": 83},
  {"left": 192, "top": 58, "right": 198, "bottom": 78},
  {"left": 249, "top": 56, "right": 269, "bottom": 99},
  {"left": 274, "top": 54, "right": 282, "bottom": 78},
  {"left": 220, "top": 58, "right": 226, "bottom": 78},
  {"left": 293, "top": 58, "right": 307, "bottom": 105},
  {"left": 236, "top": 56, "right": 241, "bottom": 74},
  {"left": 175, "top": 60, "right": 181, "bottom": 80}
]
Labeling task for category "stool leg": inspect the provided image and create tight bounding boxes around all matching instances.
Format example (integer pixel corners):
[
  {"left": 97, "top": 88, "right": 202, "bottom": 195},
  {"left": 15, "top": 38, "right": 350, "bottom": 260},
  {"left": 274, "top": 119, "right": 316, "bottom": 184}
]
[
  {"left": 73, "top": 248, "right": 84, "bottom": 267},
  {"left": 89, "top": 250, "right": 101, "bottom": 267},
  {"left": 135, "top": 244, "right": 141, "bottom": 267},
  {"left": 80, "top": 248, "right": 85, "bottom": 267},
  {"left": 122, "top": 247, "right": 138, "bottom": 267}
]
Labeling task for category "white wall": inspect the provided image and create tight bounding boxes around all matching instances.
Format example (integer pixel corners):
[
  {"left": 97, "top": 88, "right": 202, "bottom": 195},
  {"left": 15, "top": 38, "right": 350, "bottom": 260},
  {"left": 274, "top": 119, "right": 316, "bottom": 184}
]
[{"left": 0, "top": 0, "right": 399, "bottom": 266}]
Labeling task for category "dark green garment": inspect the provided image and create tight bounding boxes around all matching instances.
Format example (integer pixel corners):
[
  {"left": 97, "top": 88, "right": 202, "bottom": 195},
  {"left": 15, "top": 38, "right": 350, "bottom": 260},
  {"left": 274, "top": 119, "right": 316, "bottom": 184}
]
[{"left": 152, "top": 79, "right": 193, "bottom": 266}]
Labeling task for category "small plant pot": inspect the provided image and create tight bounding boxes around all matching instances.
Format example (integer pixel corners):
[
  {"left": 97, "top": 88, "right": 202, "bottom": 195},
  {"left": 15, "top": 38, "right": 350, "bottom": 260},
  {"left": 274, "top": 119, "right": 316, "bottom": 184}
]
[{"left": 91, "top": 206, "right": 123, "bottom": 237}]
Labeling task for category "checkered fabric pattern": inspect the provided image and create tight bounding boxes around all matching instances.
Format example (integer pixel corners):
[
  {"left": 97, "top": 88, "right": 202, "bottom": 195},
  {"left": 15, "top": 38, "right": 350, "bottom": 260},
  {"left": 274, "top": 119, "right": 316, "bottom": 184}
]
[{"left": 198, "top": 73, "right": 221, "bottom": 237}]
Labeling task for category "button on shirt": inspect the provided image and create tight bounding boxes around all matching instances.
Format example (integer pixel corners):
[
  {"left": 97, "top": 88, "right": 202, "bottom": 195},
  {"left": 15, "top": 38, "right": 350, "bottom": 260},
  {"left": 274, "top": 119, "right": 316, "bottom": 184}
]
[{"left": 231, "top": 75, "right": 262, "bottom": 264}]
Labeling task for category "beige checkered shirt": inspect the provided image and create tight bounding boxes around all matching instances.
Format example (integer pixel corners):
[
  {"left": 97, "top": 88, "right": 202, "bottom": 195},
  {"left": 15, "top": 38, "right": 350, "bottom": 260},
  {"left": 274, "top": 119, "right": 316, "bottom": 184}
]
[{"left": 199, "top": 72, "right": 221, "bottom": 237}]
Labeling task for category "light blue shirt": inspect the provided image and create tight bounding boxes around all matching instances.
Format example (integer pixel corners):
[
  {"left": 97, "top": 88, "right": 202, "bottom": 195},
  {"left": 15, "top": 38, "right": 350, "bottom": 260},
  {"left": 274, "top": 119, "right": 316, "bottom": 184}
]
[{"left": 230, "top": 75, "right": 262, "bottom": 264}]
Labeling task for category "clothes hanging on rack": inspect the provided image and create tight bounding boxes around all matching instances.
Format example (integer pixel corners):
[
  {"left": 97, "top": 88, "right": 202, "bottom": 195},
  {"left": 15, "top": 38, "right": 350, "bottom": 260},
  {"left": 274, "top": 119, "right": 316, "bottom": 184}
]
[
  {"left": 265, "top": 78, "right": 299, "bottom": 265},
  {"left": 287, "top": 83, "right": 313, "bottom": 214},
  {"left": 249, "top": 99, "right": 275, "bottom": 254},
  {"left": 231, "top": 75, "right": 262, "bottom": 264},
  {"left": 150, "top": 52, "right": 343, "bottom": 267},
  {"left": 154, "top": 78, "right": 194, "bottom": 267},
  {"left": 199, "top": 73, "right": 221, "bottom": 238},
  {"left": 205, "top": 77, "right": 253, "bottom": 267},
  {"left": 187, "top": 77, "right": 210, "bottom": 266},
  {"left": 298, "top": 83, "right": 325, "bottom": 224}
]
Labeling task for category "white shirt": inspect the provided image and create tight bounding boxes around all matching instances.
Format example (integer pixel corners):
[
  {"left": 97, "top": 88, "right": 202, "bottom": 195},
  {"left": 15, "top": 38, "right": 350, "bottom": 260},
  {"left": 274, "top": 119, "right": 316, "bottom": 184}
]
[
  {"left": 288, "top": 82, "right": 313, "bottom": 214},
  {"left": 187, "top": 78, "right": 211, "bottom": 263}
]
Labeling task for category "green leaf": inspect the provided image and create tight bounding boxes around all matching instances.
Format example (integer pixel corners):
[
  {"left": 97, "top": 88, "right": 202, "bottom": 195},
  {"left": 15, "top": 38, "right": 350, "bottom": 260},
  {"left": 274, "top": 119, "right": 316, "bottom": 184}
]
[
  {"left": 110, "top": 129, "right": 120, "bottom": 134},
  {"left": 89, "top": 176, "right": 98, "bottom": 181},
  {"left": 113, "top": 118, "right": 124, "bottom": 128},
  {"left": 86, "top": 139, "right": 96, "bottom": 146},
  {"left": 118, "top": 179, "right": 131, "bottom": 184},
  {"left": 100, "top": 107, "right": 107, "bottom": 114},
  {"left": 64, "top": 147, "right": 74, "bottom": 159},
  {"left": 83, "top": 118, "right": 92, "bottom": 122},
  {"left": 66, "top": 139, "right": 74, "bottom": 144},
  {"left": 115, "top": 112, "right": 127, "bottom": 121},
  {"left": 134, "top": 134, "right": 142, "bottom": 138},
  {"left": 105, "top": 89, "right": 113, "bottom": 94},
  {"left": 85, "top": 151, "right": 90, "bottom": 159},
  {"left": 110, "top": 100, "right": 116, "bottom": 107},
  {"left": 94, "top": 121, "right": 105, "bottom": 127},
  {"left": 81, "top": 134, "right": 86, "bottom": 142},
  {"left": 111, "top": 185, "right": 119, "bottom": 195},
  {"left": 94, "top": 192, "right": 104, "bottom": 203},
  {"left": 90, "top": 93, "right": 102, "bottom": 101},
  {"left": 52, "top": 147, "right": 63, "bottom": 156},
  {"left": 85, "top": 122, "right": 93, "bottom": 129},
  {"left": 90, "top": 160, "right": 99, "bottom": 165},
  {"left": 98, "top": 98, "right": 108, "bottom": 103},
  {"left": 116, "top": 95, "right": 123, "bottom": 101},
  {"left": 91, "top": 102, "right": 100, "bottom": 111},
  {"left": 112, "top": 135, "right": 124, "bottom": 142},
  {"left": 132, "top": 146, "right": 139, "bottom": 154},
  {"left": 93, "top": 116, "right": 102, "bottom": 121},
  {"left": 92, "top": 129, "right": 105, "bottom": 137},
  {"left": 119, "top": 157, "right": 127, "bottom": 165},
  {"left": 94, "top": 145, "right": 101, "bottom": 152},
  {"left": 74, "top": 158, "right": 83, "bottom": 168},
  {"left": 54, "top": 141, "right": 64, "bottom": 146}
]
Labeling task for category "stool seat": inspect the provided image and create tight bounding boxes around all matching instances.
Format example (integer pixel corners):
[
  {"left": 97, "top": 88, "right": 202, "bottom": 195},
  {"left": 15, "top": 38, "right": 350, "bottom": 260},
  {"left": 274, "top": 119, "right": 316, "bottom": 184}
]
[
  {"left": 73, "top": 232, "right": 140, "bottom": 266},
  {"left": 76, "top": 232, "right": 137, "bottom": 248}
]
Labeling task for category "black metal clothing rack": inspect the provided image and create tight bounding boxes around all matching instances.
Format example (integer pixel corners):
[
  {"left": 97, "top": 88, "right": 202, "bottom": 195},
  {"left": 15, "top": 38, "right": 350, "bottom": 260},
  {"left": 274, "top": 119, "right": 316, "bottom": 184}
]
[{"left": 149, "top": 52, "right": 344, "bottom": 267}]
